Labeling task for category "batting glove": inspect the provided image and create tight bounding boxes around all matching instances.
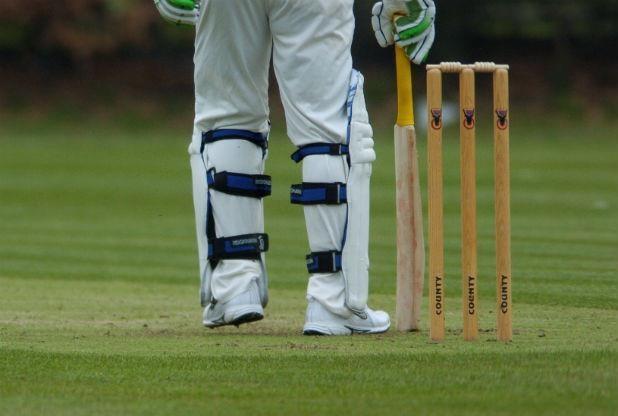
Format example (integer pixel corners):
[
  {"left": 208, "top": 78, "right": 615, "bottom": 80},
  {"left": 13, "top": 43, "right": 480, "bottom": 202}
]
[
  {"left": 371, "top": 0, "right": 436, "bottom": 64},
  {"left": 154, "top": 0, "right": 200, "bottom": 26}
]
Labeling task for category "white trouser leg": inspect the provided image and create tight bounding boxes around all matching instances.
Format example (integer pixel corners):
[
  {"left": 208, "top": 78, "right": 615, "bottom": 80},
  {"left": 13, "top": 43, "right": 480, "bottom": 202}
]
[
  {"left": 193, "top": 0, "right": 271, "bottom": 133},
  {"left": 191, "top": 0, "right": 272, "bottom": 306},
  {"left": 269, "top": 0, "right": 355, "bottom": 146},
  {"left": 269, "top": 0, "right": 372, "bottom": 317}
]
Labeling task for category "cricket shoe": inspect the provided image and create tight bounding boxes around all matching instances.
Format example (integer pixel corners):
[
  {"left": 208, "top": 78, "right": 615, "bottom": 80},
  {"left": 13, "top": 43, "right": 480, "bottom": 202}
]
[
  {"left": 303, "top": 297, "right": 390, "bottom": 335},
  {"left": 203, "top": 281, "right": 264, "bottom": 328}
]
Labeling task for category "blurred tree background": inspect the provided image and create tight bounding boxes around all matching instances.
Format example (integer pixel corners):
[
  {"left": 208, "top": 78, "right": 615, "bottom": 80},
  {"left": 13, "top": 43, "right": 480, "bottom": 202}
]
[{"left": 0, "top": 0, "right": 616, "bottom": 122}]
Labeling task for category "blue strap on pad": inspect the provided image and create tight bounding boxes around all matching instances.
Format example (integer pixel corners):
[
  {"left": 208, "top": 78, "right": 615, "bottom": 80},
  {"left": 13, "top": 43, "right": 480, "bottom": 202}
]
[{"left": 290, "top": 182, "right": 347, "bottom": 205}]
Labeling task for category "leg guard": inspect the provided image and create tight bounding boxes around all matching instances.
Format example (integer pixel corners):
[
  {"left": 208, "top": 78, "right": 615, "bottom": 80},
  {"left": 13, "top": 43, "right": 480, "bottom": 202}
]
[
  {"left": 291, "top": 70, "right": 374, "bottom": 317},
  {"left": 296, "top": 155, "right": 349, "bottom": 317},
  {"left": 342, "top": 70, "right": 375, "bottom": 315},
  {"left": 189, "top": 129, "right": 270, "bottom": 308}
]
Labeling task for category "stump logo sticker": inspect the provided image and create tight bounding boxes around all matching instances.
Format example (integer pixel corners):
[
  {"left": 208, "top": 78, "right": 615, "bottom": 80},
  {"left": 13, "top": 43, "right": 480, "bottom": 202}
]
[
  {"left": 431, "top": 108, "right": 443, "bottom": 130},
  {"left": 463, "top": 109, "right": 475, "bottom": 129},
  {"left": 496, "top": 109, "right": 508, "bottom": 130}
]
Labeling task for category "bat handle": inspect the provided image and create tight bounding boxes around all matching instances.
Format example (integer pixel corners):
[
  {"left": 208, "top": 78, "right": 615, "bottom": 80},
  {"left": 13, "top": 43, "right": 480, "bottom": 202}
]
[{"left": 395, "top": 46, "right": 414, "bottom": 127}]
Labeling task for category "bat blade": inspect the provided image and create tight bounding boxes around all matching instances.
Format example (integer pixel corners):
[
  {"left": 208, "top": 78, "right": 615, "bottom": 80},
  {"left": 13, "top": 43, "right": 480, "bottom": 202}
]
[{"left": 394, "top": 124, "right": 425, "bottom": 332}]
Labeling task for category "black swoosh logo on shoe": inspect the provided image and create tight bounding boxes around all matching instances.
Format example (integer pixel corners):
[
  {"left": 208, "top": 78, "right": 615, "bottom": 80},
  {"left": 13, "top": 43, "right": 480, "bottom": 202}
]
[{"left": 344, "top": 326, "right": 372, "bottom": 334}]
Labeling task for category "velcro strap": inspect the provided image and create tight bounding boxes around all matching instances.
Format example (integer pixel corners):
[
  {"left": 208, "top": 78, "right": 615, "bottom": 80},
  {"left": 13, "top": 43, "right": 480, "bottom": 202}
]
[
  {"left": 201, "top": 129, "right": 268, "bottom": 153},
  {"left": 207, "top": 169, "right": 271, "bottom": 198},
  {"left": 291, "top": 143, "right": 349, "bottom": 163},
  {"left": 208, "top": 233, "right": 269, "bottom": 261},
  {"left": 290, "top": 183, "right": 347, "bottom": 205},
  {"left": 306, "top": 251, "right": 342, "bottom": 273}
]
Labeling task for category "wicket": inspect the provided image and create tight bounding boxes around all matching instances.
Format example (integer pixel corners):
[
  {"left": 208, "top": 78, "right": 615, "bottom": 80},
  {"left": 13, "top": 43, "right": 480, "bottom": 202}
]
[{"left": 426, "top": 62, "right": 512, "bottom": 342}]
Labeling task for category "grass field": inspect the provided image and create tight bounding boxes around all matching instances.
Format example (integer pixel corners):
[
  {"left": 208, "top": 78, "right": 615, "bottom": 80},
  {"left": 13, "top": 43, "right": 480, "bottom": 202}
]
[{"left": 1, "top": 114, "right": 617, "bottom": 415}]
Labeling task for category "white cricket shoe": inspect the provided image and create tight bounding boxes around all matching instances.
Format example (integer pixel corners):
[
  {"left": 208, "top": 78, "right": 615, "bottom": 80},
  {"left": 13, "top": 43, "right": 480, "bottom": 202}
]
[
  {"left": 203, "top": 281, "right": 264, "bottom": 328},
  {"left": 303, "top": 297, "right": 390, "bottom": 335}
]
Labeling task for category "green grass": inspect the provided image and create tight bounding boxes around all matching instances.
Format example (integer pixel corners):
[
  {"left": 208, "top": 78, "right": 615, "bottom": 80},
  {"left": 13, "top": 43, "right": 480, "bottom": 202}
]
[{"left": 1, "top": 114, "right": 617, "bottom": 415}]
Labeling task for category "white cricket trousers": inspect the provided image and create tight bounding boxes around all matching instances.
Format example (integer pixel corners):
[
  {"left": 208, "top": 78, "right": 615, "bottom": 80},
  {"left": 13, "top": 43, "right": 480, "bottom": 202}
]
[{"left": 188, "top": 0, "right": 366, "bottom": 317}]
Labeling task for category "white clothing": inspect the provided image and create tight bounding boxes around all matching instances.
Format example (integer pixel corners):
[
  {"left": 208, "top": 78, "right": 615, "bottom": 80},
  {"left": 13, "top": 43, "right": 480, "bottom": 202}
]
[{"left": 188, "top": 0, "right": 376, "bottom": 316}]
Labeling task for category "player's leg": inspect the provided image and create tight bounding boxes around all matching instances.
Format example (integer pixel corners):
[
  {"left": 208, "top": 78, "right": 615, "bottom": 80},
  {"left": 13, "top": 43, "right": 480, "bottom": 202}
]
[
  {"left": 189, "top": 0, "right": 272, "bottom": 327},
  {"left": 269, "top": 0, "right": 390, "bottom": 335}
]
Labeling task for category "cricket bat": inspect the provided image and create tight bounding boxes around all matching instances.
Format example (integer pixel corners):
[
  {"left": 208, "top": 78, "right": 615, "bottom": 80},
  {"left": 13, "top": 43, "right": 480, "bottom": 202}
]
[{"left": 394, "top": 46, "right": 425, "bottom": 331}]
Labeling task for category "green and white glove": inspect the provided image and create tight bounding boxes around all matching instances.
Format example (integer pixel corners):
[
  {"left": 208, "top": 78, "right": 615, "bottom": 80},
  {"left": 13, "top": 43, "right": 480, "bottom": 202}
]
[
  {"left": 154, "top": 0, "right": 200, "bottom": 26},
  {"left": 372, "top": 0, "right": 436, "bottom": 64}
]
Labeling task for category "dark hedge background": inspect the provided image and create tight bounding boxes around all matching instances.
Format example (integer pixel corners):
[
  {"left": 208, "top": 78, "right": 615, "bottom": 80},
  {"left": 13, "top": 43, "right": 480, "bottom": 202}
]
[{"left": 1, "top": 0, "right": 616, "bottom": 118}]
